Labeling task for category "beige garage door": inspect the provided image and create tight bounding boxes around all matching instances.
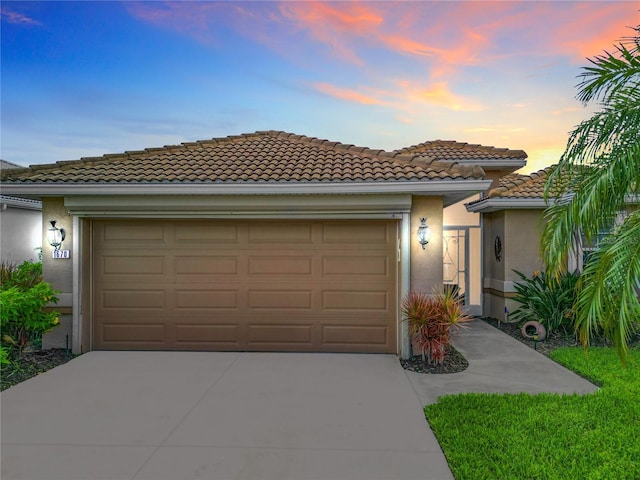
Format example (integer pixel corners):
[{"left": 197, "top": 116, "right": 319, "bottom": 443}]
[{"left": 92, "top": 219, "right": 398, "bottom": 353}]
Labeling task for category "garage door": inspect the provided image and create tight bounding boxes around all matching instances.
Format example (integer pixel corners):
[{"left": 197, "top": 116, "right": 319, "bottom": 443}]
[{"left": 92, "top": 219, "right": 398, "bottom": 353}]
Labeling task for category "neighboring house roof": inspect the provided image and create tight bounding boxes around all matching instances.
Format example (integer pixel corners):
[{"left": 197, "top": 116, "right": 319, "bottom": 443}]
[
  {"left": 1, "top": 160, "right": 24, "bottom": 170},
  {"left": 394, "top": 140, "right": 527, "bottom": 171},
  {"left": 0, "top": 195, "right": 42, "bottom": 211},
  {"left": 487, "top": 166, "right": 553, "bottom": 199},
  {"left": 466, "top": 166, "right": 554, "bottom": 213},
  {"left": 1, "top": 130, "right": 491, "bottom": 205},
  {"left": 1, "top": 160, "right": 42, "bottom": 210}
]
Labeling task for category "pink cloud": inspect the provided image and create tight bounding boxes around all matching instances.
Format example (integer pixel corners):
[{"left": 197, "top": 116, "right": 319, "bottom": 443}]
[
  {"left": 401, "top": 81, "right": 484, "bottom": 112},
  {"left": 1, "top": 6, "right": 42, "bottom": 26},
  {"left": 124, "top": 2, "right": 237, "bottom": 45},
  {"left": 313, "top": 78, "right": 483, "bottom": 113},
  {"left": 279, "top": 1, "right": 383, "bottom": 65},
  {"left": 312, "top": 82, "right": 386, "bottom": 105}
]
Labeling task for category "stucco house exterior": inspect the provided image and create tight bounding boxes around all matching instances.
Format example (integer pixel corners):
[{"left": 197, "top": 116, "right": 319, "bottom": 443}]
[
  {"left": 398, "top": 141, "right": 527, "bottom": 316},
  {"left": 466, "top": 167, "right": 556, "bottom": 320},
  {"left": 0, "top": 160, "right": 42, "bottom": 263},
  {"left": 1, "top": 130, "right": 530, "bottom": 357}
]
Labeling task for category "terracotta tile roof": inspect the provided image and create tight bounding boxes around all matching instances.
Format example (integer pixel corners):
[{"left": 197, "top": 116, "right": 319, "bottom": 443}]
[
  {"left": 1, "top": 131, "right": 486, "bottom": 184},
  {"left": 487, "top": 166, "right": 555, "bottom": 199},
  {"left": 498, "top": 173, "right": 527, "bottom": 188},
  {"left": 394, "top": 140, "right": 527, "bottom": 162}
]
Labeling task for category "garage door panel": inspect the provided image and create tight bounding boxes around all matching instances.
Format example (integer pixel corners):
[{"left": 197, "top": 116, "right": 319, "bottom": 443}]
[
  {"left": 247, "top": 289, "right": 314, "bottom": 310},
  {"left": 99, "top": 222, "right": 167, "bottom": 244},
  {"left": 102, "top": 324, "right": 166, "bottom": 343},
  {"left": 175, "top": 223, "right": 239, "bottom": 243},
  {"left": 174, "top": 290, "right": 239, "bottom": 309},
  {"left": 248, "top": 222, "right": 313, "bottom": 244},
  {"left": 247, "top": 324, "right": 313, "bottom": 345},
  {"left": 322, "top": 255, "right": 390, "bottom": 276},
  {"left": 322, "top": 325, "right": 389, "bottom": 346},
  {"left": 322, "top": 222, "right": 392, "bottom": 245},
  {"left": 93, "top": 220, "right": 397, "bottom": 353},
  {"left": 322, "top": 290, "right": 390, "bottom": 311},
  {"left": 175, "top": 324, "right": 239, "bottom": 344},
  {"left": 102, "top": 255, "right": 166, "bottom": 275},
  {"left": 101, "top": 290, "right": 166, "bottom": 310},
  {"left": 248, "top": 255, "right": 312, "bottom": 275},
  {"left": 174, "top": 256, "right": 239, "bottom": 275}
]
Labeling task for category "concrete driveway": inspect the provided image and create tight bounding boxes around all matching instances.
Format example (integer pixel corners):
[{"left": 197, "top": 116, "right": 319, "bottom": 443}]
[{"left": 1, "top": 352, "right": 453, "bottom": 480}]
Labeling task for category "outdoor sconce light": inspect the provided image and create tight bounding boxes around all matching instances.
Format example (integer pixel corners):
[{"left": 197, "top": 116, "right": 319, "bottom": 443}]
[
  {"left": 47, "top": 220, "right": 66, "bottom": 250},
  {"left": 417, "top": 217, "right": 431, "bottom": 250}
]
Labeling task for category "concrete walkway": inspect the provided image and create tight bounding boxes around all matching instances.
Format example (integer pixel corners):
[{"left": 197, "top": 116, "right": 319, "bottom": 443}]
[
  {"left": 1, "top": 320, "right": 597, "bottom": 480},
  {"left": 406, "top": 319, "right": 599, "bottom": 404}
]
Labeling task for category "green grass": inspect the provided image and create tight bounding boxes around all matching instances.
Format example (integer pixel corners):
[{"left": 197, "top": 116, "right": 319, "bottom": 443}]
[{"left": 425, "top": 347, "right": 640, "bottom": 480}]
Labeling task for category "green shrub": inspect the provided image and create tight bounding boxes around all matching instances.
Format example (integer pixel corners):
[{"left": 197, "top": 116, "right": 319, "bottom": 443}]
[
  {"left": 511, "top": 270, "right": 580, "bottom": 334},
  {"left": 0, "top": 261, "right": 59, "bottom": 355},
  {"left": 0, "top": 260, "right": 43, "bottom": 291}
]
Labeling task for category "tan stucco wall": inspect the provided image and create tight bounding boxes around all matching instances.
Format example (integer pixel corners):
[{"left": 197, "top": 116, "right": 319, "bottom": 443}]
[
  {"left": 483, "top": 209, "right": 545, "bottom": 320},
  {"left": 444, "top": 195, "right": 480, "bottom": 226},
  {"left": 410, "top": 196, "right": 443, "bottom": 293},
  {"left": 41, "top": 198, "right": 74, "bottom": 349}
]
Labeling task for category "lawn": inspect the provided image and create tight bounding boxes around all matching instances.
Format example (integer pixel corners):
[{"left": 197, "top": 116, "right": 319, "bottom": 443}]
[{"left": 425, "top": 347, "right": 640, "bottom": 480}]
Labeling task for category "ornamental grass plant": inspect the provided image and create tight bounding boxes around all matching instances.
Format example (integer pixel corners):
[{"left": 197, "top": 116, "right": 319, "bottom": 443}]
[{"left": 401, "top": 288, "right": 471, "bottom": 365}]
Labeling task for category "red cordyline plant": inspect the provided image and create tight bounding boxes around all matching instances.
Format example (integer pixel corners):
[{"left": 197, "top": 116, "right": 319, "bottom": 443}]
[{"left": 401, "top": 289, "right": 472, "bottom": 365}]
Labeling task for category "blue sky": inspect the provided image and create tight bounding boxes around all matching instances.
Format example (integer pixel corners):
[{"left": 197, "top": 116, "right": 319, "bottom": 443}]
[{"left": 1, "top": 1, "right": 637, "bottom": 172}]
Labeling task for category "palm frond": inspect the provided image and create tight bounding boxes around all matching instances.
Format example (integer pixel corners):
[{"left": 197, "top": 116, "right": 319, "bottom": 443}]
[{"left": 542, "top": 24, "right": 640, "bottom": 360}]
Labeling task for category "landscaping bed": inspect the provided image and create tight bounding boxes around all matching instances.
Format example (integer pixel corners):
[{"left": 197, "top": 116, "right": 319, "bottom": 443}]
[
  {"left": 481, "top": 316, "right": 640, "bottom": 357},
  {"left": 1, "top": 349, "right": 75, "bottom": 391},
  {"left": 400, "top": 344, "right": 469, "bottom": 374}
]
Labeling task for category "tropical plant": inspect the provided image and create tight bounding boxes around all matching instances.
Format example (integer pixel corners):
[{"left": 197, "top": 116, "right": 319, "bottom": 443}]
[
  {"left": 0, "top": 261, "right": 60, "bottom": 356},
  {"left": 510, "top": 270, "right": 580, "bottom": 335},
  {"left": 401, "top": 289, "right": 471, "bottom": 365},
  {"left": 0, "top": 346, "right": 11, "bottom": 366},
  {"left": 0, "top": 260, "right": 43, "bottom": 291},
  {"left": 541, "top": 25, "right": 640, "bottom": 361}
]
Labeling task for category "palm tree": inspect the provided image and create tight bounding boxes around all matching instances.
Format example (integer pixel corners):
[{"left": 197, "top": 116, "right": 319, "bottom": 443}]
[{"left": 541, "top": 25, "right": 640, "bottom": 361}]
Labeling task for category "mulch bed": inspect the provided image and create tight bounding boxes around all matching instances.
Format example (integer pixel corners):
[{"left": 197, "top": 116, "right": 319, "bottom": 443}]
[
  {"left": 400, "top": 345, "right": 469, "bottom": 374},
  {"left": 481, "top": 317, "right": 640, "bottom": 357},
  {"left": 1, "top": 349, "right": 75, "bottom": 392}
]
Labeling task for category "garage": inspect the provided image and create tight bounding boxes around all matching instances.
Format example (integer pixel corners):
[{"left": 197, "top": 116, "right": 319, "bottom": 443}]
[{"left": 92, "top": 219, "right": 398, "bottom": 353}]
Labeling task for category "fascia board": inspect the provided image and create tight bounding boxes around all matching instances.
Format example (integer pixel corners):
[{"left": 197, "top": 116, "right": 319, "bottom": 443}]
[
  {"left": 465, "top": 197, "right": 549, "bottom": 213},
  {"left": 64, "top": 193, "right": 414, "bottom": 218},
  {"left": 0, "top": 180, "right": 492, "bottom": 197},
  {"left": 442, "top": 159, "right": 527, "bottom": 170}
]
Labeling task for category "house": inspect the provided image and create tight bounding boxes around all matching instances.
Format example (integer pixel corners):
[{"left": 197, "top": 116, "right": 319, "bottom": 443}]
[
  {"left": 0, "top": 130, "right": 528, "bottom": 357},
  {"left": 0, "top": 160, "right": 43, "bottom": 264},
  {"left": 466, "top": 167, "right": 555, "bottom": 320},
  {"left": 396, "top": 141, "right": 527, "bottom": 316}
]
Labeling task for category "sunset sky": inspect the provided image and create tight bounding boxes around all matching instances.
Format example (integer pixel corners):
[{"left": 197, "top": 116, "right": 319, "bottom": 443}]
[{"left": 2, "top": 1, "right": 638, "bottom": 173}]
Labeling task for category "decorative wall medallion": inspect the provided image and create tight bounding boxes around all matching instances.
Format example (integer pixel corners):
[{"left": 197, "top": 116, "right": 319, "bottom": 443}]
[{"left": 494, "top": 235, "right": 503, "bottom": 262}]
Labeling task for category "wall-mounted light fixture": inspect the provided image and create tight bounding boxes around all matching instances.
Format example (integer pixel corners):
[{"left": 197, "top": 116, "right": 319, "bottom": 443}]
[
  {"left": 47, "top": 220, "right": 66, "bottom": 250},
  {"left": 417, "top": 217, "right": 431, "bottom": 250}
]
